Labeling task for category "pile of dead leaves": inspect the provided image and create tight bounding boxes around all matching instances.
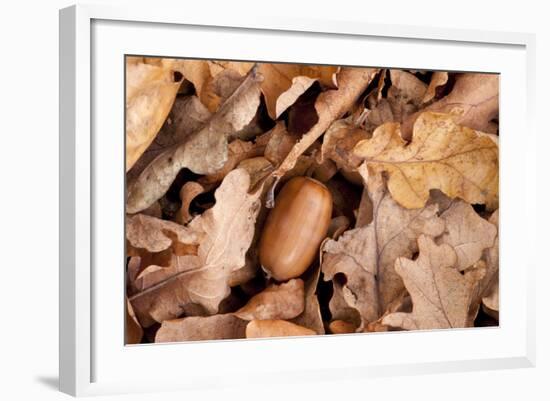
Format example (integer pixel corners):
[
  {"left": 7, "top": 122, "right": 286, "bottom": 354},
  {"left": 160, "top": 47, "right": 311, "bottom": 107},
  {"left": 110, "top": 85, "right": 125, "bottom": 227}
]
[{"left": 125, "top": 57, "right": 499, "bottom": 344}]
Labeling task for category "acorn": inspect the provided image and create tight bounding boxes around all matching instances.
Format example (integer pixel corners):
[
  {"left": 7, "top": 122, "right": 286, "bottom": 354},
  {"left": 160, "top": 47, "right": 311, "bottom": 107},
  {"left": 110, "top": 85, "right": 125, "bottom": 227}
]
[{"left": 259, "top": 177, "right": 333, "bottom": 281}]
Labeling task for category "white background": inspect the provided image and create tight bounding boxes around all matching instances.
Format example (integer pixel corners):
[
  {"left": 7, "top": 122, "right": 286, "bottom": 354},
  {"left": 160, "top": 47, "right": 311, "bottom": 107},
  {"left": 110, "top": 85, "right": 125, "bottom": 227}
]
[{"left": 0, "top": 0, "right": 548, "bottom": 400}]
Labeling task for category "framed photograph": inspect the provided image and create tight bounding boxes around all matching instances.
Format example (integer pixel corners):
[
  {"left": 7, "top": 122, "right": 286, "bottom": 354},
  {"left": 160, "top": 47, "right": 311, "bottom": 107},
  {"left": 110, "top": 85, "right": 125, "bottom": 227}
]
[{"left": 59, "top": 4, "right": 536, "bottom": 396}]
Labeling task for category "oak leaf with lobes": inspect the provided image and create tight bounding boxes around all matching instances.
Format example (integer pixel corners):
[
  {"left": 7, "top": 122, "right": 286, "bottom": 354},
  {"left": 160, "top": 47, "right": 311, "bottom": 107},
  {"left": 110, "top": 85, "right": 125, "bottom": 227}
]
[
  {"left": 129, "top": 169, "right": 263, "bottom": 326},
  {"left": 382, "top": 235, "right": 486, "bottom": 330},
  {"left": 321, "top": 172, "right": 445, "bottom": 328},
  {"left": 126, "top": 68, "right": 263, "bottom": 214},
  {"left": 354, "top": 112, "right": 499, "bottom": 210}
]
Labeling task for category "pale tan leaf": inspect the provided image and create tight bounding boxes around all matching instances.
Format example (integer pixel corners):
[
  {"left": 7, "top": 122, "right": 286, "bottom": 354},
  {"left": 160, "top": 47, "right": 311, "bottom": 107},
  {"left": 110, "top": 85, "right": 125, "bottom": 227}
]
[
  {"left": 422, "top": 71, "right": 448, "bottom": 103},
  {"left": 127, "top": 96, "right": 211, "bottom": 183},
  {"left": 126, "top": 69, "right": 263, "bottom": 213},
  {"left": 126, "top": 214, "right": 198, "bottom": 253},
  {"left": 321, "top": 118, "right": 369, "bottom": 172},
  {"left": 199, "top": 132, "right": 272, "bottom": 186},
  {"left": 389, "top": 69, "right": 427, "bottom": 105},
  {"left": 382, "top": 235, "right": 485, "bottom": 330},
  {"left": 291, "top": 268, "right": 325, "bottom": 334},
  {"left": 270, "top": 67, "right": 379, "bottom": 183},
  {"left": 322, "top": 172, "right": 445, "bottom": 326},
  {"left": 234, "top": 279, "right": 304, "bottom": 320},
  {"left": 155, "top": 314, "right": 247, "bottom": 343},
  {"left": 126, "top": 57, "right": 183, "bottom": 171},
  {"left": 236, "top": 157, "right": 274, "bottom": 189},
  {"left": 437, "top": 200, "right": 497, "bottom": 271},
  {"left": 245, "top": 320, "right": 316, "bottom": 338},
  {"left": 175, "top": 182, "right": 206, "bottom": 225},
  {"left": 258, "top": 63, "right": 339, "bottom": 119},
  {"left": 329, "top": 320, "right": 357, "bottom": 334},
  {"left": 126, "top": 299, "right": 143, "bottom": 344},
  {"left": 130, "top": 169, "right": 263, "bottom": 325},
  {"left": 403, "top": 73, "right": 499, "bottom": 139},
  {"left": 354, "top": 112, "right": 499, "bottom": 210}
]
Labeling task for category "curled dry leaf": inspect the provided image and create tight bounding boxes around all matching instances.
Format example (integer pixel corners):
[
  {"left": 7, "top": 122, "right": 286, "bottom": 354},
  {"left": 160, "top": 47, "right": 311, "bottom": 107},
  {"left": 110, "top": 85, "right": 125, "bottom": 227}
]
[
  {"left": 475, "top": 210, "right": 499, "bottom": 317},
  {"left": 322, "top": 172, "right": 445, "bottom": 326},
  {"left": 382, "top": 235, "right": 486, "bottom": 330},
  {"left": 291, "top": 267, "right": 325, "bottom": 334},
  {"left": 236, "top": 157, "right": 274, "bottom": 190},
  {"left": 126, "top": 68, "right": 263, "bottom": 214},
  {"left": 245, "top": 320, "right": 316, "bottom": 338},
  {"left": 437, "top": 200, "right": 497, "bottom": 271},
  {"left": 199, "top": 131, "right": 272, "bottom": 186},
  {"left": 354, "top": 112, "right": 499, "bottom": 210},
  {"left": 321, "top": 118, "right": 369, "bottom": 172},
  {"left": 126, "top": 57, "right": 184, "bottom": 171},
  {"left": 270, "top": 67, "right": 379, "bottom": 183},
  {"left": 126, "top": 214, "right": 198, "bottom": 253},
  {"left": 329, "top": 320, "right": 357, "bottom": 334},
  {"left": 127, "top": 96, "right": 212, "bottom": 183},
  {"left": 175, "top": 182, "right": 206, "bottom": 225},
  {"left": 258, "top": 63, "right": 339, "bottom": 119},
  {"left": 422, "top": 71, "right": 449, "bottom": 104},
  {"left": 234, "top": 279, "right": 305, "bottom": 321},
  {"left": 402, "top": 73, "right": 499, "bottom": 139},
  {"left": 155, "top": 314, "right": 247, "bottom": 343},
  {"left": 126, "top": 299, "right": 143, "bottom": 344},
  {"left": 130, "top": 169, "right": 263, "bottom": 325}
]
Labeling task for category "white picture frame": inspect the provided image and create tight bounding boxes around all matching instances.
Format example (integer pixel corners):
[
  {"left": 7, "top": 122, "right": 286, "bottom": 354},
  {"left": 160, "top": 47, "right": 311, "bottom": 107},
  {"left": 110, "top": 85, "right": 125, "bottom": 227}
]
[{"left": 59, "top": 4, "right": 536, "bottom": 397}]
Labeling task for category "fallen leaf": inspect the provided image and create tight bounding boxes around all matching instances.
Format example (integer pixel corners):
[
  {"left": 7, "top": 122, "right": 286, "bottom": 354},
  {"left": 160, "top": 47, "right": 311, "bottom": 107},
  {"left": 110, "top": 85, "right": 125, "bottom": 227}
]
[
  {"left": 126, "top": 214, "right": 198, "bottom": 253},
  {"left": 270, "top": 67, "right": 378, "bottom": 184},
  {"left": 322, "top": 172, "right": 445, "bottom": 326},
  {"left": 402, "top": 73, "right": 499, "bottom": 139},
  {"left": 321, "top": 118, "right": 369, "bottom": 172},
  {"left": 199, "top": 132, "right": 272, "bottom": 186},
  {"left": 130, "top": 169, "right": 263, "bottom": 325},
  {"left": 354, "top": 112, "right": 499, "bottom": 210},
  {"left": 127, "top": 96, "right": 211, "bottom": 183},
  {"left": 175, "top": 182, "right": 206, "bottom": 225},
  {"left": 245, "top": 320, "right": 316, "bottom": 338},
  {"left": 126, "top": 68, "right": 263, "bottom": 214},
  {"left": 437, "top": 200, "right": 497, "bottom": 270},
  {"left": 422, "top": 71, "right": 448, "bottom": 104},
  {"left": 258, "top": 63, "right": 339, "bottom": 119},
  {"left": 382, "top": 235, "right": 485, "bottom": 330},
  {"left": 329, "top": 320, "right": 357, "bottom": 334},
  {"left": 126, "top": 57, "right": 184, "bottom": 171},
  {"left": 126, "top": 299, "right": 143, "bottom": 344},
  {"left": 234, "top": 279, "right": 304, "bottom": 320},
  {"left": 291, "top": 268, "right": 325, "bottom": 334},
  {"left": 155, "top": 314, "right": 247, "bottom": 342},
  {"left": 236, "top": 157, "right": 274, "bottom": 190}
]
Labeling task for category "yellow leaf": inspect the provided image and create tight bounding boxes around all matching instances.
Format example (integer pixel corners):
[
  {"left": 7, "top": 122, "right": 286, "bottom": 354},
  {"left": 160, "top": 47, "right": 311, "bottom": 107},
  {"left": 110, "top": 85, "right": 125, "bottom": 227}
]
[{"left": 354, "top": 112, "right": 498, "bottom": 209}]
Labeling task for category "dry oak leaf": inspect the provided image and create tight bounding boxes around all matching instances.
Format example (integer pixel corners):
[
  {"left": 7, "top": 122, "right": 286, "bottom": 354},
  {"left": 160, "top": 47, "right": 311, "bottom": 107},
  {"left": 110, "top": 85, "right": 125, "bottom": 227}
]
[
  {"left": 126, "top": 68, "right": 263, "bottom": 214},
  {"left": 234, "top": 279, "right": 305, "bottom": 321},
  {"left": 127, "top": 96, "right": 211, "bottom": 184},
  {"left": 126, "top": 299, "right": 143, "bottom": 344},
  {"left": 130, "top": 169, "right": 263, "bottom": 325},
  {"left": 156, "top": 314, "right": 247, "bottom": 343},
  {"left": 245, "top": 320, "right": 316, "bottom": 338},
  {"left": 321, "top": 118, "right": 369, "bottom": 172},
  {"left": 402, "top": 73, "right": 499, "bottom": 139},
  {"left": 322, "top": 171, "right": 445, "bottom": 326},
  {"left": 354, "top": 112, "right": 499, "bottom": 210},
  {"left": 473, "top": 210, "right": 499, "bottom": 317},
  {"left": 291, "top": 267, "right": 325, "bottom": 334},
  {"left": 175, "top": 181, "right": 206, "bottom": 225},
  {"left": 382, "top": 235, "right": 485, "bottom": 330},
  {"left": 437, "top": 200, "right": 497, "bottom": 271},
  {"left": 126, "top": 57, "right": 184, "bottom": 171},
  {"left": 199, "top": 131, "right": 272, "bottom": 186},
  {"left": 270, "top": 67, "right": 379, "bottom": 184},
  {"left": 422, "top": 71, "right": 449, "bottom": 104},
  {"left": 257, "top": 63, "right": 339, "bottom": 119},
  {"left": 126, "top": 214, "right": 198, "bottom": 253}
]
